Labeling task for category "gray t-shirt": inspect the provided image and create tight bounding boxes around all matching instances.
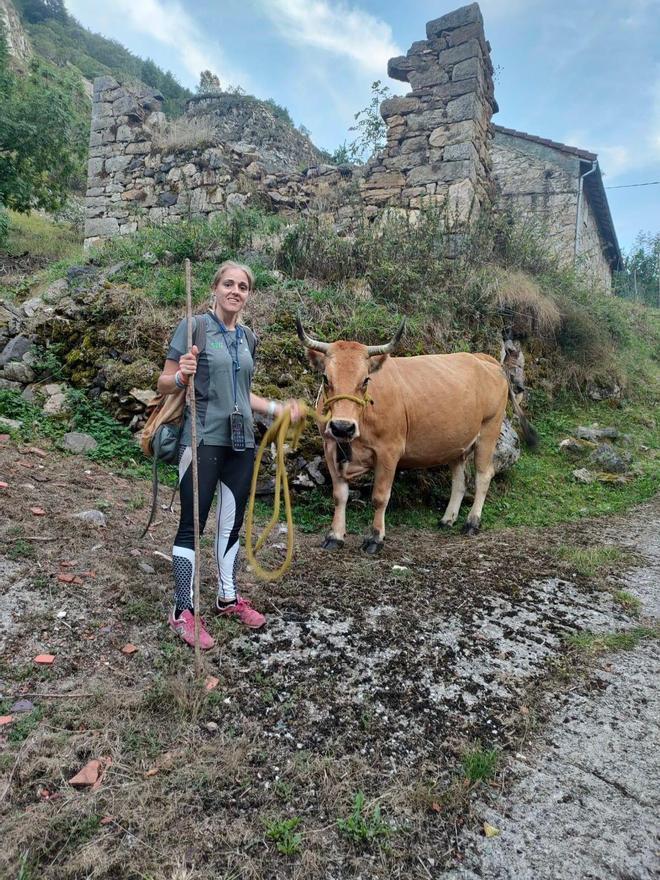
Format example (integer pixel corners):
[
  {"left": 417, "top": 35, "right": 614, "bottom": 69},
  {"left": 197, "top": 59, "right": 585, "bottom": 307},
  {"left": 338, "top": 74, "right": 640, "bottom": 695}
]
[{"left": 167, "top": 311, "right": 256, "bottom": 448}]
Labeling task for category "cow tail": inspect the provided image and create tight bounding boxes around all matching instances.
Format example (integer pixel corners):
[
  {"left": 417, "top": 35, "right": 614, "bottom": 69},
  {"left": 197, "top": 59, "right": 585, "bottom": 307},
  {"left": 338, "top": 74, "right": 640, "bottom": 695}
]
[{"left": 508, "top": 384, "right": 539, "bottom": 450}]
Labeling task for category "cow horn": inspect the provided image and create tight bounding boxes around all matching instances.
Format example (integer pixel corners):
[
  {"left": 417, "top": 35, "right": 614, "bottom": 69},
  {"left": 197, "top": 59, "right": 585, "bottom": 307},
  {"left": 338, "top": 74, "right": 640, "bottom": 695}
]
[
  {"left": 366, "top": 319, "right": 406, "bottom": 356},
  {"left": 296, "top": 315, "right": 330, "bottom": 353}
]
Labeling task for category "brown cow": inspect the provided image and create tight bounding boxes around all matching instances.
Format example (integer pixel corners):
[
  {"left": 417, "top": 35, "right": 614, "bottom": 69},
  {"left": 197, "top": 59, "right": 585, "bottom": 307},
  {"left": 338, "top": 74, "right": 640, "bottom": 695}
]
[{"left": 297, "top": 318, "right": 537, "bottom": 553}]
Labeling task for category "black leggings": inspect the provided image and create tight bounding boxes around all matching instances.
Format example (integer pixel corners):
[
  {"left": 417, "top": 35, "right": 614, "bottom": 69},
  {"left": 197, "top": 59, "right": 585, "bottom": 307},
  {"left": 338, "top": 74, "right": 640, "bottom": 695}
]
[{"left": 172, "top": 443, "right": 254, "bottom": 611}]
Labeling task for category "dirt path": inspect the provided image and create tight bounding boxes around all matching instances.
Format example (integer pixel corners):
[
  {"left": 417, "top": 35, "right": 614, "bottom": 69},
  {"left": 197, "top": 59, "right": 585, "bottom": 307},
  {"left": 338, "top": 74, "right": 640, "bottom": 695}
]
[
  {"left": 444, "top": 509, "right": 660, "bottom": 880},
  {"left": 0, "top": 438, "right": 658, "bottom": 879}
]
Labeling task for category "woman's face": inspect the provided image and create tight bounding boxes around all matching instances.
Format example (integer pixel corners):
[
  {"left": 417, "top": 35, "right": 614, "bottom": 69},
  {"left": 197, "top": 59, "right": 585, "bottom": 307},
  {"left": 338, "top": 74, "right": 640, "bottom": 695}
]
[{"left": 214, "top": 267, "right": 251, "bottom": 318}]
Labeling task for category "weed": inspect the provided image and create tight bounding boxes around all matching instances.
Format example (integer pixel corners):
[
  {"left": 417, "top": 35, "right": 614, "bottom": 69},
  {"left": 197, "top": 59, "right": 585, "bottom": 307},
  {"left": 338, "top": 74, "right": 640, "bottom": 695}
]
[
  {"left": 612, "top": 591, "right": 641, "bottom": 614},
  {"left": 126, "top": 493, "right": 146, "bottom": 510},
  {"left": 7, "top": 539, "right": 36, "bottom": 560},
  {"left": 264, "top": 816, "right": 303, "bottom": 855},
  {"left": 7, "top": 708, "right": 44, "bottom": 743},
  {"left": 274, "top": 779, "right": 294, "bottom": 801},
  {"left": 336, "top": 791, "right": 392, "bottom": 846},
  {"left": 556, "top": 545, "right": 627, "bottom": 577},
  {"left": 461, "top": 746, "right": 498, "bottom": 783},
  {"left": 566, "top": 626, "right": 659, "bottom": 654}
]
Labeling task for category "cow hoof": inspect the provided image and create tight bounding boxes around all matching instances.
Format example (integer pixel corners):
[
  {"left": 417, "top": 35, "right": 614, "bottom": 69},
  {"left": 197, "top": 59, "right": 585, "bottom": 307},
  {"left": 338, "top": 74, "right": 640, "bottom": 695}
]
[
  {"left": 461, "top": 521, "right": 480, "bottom": 537},
  {"left": 438, "top": 519, "right": 454, "bottom": 530},
  {"left": 321, "top": 535, "right": 344, "bottom": 551},
  {"left": 361, "top": 537, "right": 384, "bottom": 555}
]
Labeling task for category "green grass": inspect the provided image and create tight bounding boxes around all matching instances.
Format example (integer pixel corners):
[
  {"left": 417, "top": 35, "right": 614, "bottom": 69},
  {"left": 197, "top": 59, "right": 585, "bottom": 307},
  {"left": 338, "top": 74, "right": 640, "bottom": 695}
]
[
  {"left": 556, "top": 545, "right": 627, "bottom": 577},
  {"left": 264, "top": 817, "right": 303, "bottom": 855},
  {"left": 612, "top": 591, "right": 642, "bottom": 614},
  {"left": 566, "top": 626, "right": 659, "bottom": 654},
  {"left": 461, "top": 746, "right": 498, "bottom": 783},
  {"left": 336, "top": 792, "right": 392, "bottom": 846},
  {"left": 3, "top": 210, "right": 82, "bottom": 263}
]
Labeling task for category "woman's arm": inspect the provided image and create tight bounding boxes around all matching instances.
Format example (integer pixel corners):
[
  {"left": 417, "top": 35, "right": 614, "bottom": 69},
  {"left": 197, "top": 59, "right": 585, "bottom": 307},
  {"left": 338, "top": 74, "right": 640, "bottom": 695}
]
[
  {"left": 250, "top": 393, "right": 302, "bottom": 422},
  {"left": 157, "top": 345, "right": 199, "bottom": 395}
]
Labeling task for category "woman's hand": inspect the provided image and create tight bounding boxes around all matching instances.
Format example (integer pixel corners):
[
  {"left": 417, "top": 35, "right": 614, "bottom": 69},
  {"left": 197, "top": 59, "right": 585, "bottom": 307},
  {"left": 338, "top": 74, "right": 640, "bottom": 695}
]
[
  {"left": 278, "top": 398, "right": 303, "bottom": 424},
  {"left": 178, "top": 345, "right": 199, "bottom": 382}
]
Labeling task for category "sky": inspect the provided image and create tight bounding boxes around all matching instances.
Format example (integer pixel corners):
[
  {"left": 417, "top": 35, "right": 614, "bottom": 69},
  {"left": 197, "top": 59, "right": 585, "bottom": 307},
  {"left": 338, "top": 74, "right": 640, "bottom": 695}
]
[{"left": 64, "top": 0, "right": 660, "bottom": 251}]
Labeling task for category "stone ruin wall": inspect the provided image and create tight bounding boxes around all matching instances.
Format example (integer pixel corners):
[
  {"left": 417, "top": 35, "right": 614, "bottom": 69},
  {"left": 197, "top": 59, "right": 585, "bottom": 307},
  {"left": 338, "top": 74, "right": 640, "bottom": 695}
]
[
  {"left": 83, "top": 2, "right": 613, "bottom": 290},
  {"left": 361, "top": 3, "right": 495, "bottom": 221},
  {"left": 84, "top": 3, "right": 495, "bottom": 248},
  {"left": 84, "top": 79, "right": 362, "bottom": 248}
]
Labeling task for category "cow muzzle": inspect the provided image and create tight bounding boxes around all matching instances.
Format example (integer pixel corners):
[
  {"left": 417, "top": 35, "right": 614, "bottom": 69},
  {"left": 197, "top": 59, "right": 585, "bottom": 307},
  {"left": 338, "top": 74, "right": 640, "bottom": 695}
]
[{"left": 328, "top": 419, "right": 358, "bottom": 440}]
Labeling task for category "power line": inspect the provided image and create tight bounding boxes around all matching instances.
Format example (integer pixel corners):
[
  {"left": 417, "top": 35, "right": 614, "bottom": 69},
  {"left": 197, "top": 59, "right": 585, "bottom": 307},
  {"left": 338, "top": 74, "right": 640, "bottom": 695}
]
[{"left": 605, "top": 181, "right": 659, "bottom": 190}]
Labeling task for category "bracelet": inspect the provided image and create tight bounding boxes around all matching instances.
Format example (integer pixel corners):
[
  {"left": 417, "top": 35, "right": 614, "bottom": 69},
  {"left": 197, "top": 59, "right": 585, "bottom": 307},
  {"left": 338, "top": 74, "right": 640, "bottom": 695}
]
[
  {"left": 266, "top": 399, "right": 277, "bottom": 418},
  {"left": 174, "top": 370, "right": 188, "bottom": 389}
]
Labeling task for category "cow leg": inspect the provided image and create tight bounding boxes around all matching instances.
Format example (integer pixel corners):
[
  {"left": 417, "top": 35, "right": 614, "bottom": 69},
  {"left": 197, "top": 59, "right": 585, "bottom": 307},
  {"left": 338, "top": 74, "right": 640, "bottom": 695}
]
[
  {"left": 362, "top": 459, "right": 395, "bottom": 554},
  {"left": 322, "top": 474, "right": 349, "bottom": 550},
  {"left": 463, "top": 419, "right": 499, "bottom": 536},
  {"left": 439, "top": 458, "right": 466, "bottom": 527}
]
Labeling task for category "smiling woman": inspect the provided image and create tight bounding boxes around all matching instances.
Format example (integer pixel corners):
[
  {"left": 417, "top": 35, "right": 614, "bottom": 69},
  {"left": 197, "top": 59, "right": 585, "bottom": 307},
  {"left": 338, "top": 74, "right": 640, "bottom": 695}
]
[{"left": 156, "top": 260, "right": 302, "bottom": 647}]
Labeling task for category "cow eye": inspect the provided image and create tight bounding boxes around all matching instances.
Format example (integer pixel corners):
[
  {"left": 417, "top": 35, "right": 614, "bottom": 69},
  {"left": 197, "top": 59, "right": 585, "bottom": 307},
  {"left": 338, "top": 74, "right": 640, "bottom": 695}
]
[
  {"left": 322, "top": 375, "right": 329, "bottom": 385},
  {"left": 361, "top": 377, "right": 370, "bottom": 389}
]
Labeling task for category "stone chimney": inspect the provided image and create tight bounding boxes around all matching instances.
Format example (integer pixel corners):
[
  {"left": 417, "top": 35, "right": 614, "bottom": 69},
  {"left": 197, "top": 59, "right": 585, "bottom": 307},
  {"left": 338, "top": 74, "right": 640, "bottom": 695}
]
[{"left": 361, "top": 3, "right": 496, "bottom": 224}]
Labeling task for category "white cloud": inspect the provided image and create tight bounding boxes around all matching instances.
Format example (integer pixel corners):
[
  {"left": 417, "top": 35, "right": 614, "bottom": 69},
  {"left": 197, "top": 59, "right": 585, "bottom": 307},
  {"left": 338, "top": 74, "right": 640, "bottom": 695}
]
[
  {"left": 66, "top": 0, "right": 247, "bottom": 90},
  {"left": 258, "top": 0, "right": 402, "bottom": 76},
  {"left": 595, "top": 145, "right": 633, "bottom": 178}
]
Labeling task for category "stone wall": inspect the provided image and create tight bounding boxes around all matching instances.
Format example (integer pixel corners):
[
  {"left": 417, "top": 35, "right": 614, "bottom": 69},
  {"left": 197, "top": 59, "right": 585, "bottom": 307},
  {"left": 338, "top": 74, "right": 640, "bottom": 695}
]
[
  {"left": 491, "top": 134, "right": 579, "bottom": 264},
  {"left": 492, "top": 127, "right": 613, "bottom": 290},
  {"left": 361, "top": 2, "right": 495, "bottom": 222},
  {"left": 577, "top": 191, "right": 613, "bottom": 290},
  {"left": 84, "top": 77, "right": 361, "bottom": 247}
]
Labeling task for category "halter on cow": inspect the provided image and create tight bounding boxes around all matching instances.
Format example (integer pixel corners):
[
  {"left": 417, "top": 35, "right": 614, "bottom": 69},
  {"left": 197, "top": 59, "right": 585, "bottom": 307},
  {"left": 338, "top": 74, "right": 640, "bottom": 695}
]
[{"left": 297, "top": 317, "right": 537, "bottom": 554}]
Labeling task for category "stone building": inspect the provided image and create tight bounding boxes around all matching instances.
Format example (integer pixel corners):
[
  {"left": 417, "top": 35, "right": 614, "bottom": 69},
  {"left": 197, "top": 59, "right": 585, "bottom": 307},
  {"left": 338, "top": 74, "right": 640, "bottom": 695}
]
[
  {"left": 492, "top": 126, "right": 621, "bottom": 289},
  {"left": 83, "top": 2, "right": 621, "bottom": 288}
]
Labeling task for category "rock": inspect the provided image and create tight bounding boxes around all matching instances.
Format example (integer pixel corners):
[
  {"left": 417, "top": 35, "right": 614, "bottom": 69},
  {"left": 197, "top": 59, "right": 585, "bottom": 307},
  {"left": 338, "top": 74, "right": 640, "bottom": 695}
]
[
  {"left": 205, "top": 721, "right": 219, "bottom": 734},
  {"left": 42, "top": 278, "right": 68, "bottom": 303},
  {"left": 0, "top": 335, "right": 31, "bottom": 366},
  {"left": 493, "top": 418, "right": 520, "bottom": 473},
  {"left": 559, "top": 437, "right": 594, "bottom": 456},
  {"left": 293, "top": 472, "right": 315, "bottom": 489},
  {"left": 42, "top": 393, "right": 68, "bottom": 415},
  {"left": 66, "top": 265, "right": 99, "bottom": 286},
  {"left": 73, "top": 509, "right": 107, "bottom": 527},
  {"left": 142, "top": 251, "right": 159, "bottom": 264},
  {"left": 572, "top": 468, "right": 595, "bottom": 484},
  {"left": 62, "top": 432, "right": 99, "bottom": 454},
  {"left": 21, "top": 297, "right": 44, "bottom": 318},
  {"left": 2, "top": 361, "right": 36, "bottom": 384},
  {"left": 42, "top": 383, "right": 65, "bottom": 397},
  {"left": 129, "top": 388, "right": 158, "bottom": 407},
  {"left": 138, "top": 562, "right": 155, "bottom": 575},
  {"left": 0, "top": 416, "right": 21, "bottom": 431},
  {"left": 576, "top": 425, "right": 619, "bottom": 442},
  {"left": 306, "top": 456, "right": 326, "bottom": 486},
  {"left": 21, "top": 385, "right": 38, "bottom": 403},
  {"left": 11, "top": 699, "right": 34, "bottom": 713},
  {"left": 589, "top": 443, "right": 631, "bottom": 474},
  {"left": 0, "top": 378, "right": 22, "bottom": 391},
  {"left": 587, "top": 382, "right": 621, "bottom": 401}
]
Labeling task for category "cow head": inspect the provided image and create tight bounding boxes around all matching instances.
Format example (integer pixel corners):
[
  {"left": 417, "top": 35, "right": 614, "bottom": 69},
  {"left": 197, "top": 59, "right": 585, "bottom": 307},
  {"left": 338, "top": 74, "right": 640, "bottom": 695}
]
[{"left": 297, "top": 317, "right": 405, "bottom": 442}]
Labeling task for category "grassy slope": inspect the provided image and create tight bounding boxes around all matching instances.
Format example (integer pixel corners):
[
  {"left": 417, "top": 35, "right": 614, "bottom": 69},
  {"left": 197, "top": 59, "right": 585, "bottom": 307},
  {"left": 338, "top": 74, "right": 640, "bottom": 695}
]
[{"left": 1, "top": 209, "right": 658, "bottom": 537}]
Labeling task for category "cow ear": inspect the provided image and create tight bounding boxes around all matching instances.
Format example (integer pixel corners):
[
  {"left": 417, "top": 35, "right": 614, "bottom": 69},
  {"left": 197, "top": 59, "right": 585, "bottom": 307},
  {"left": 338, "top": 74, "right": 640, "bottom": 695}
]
[
  {"left": 306, "top": 349, "right": 325, "bottom": 371},
  {"left": 368, "top": 354, "right": 388, "bottom": 374}
]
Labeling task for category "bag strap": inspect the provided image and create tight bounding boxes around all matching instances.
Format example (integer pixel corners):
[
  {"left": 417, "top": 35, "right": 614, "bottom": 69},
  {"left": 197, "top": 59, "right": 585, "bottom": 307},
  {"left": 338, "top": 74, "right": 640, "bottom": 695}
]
[
  {"left": 193, "top": 314, "right": 206, "bottom": 354},
  {"left": 241, "top": 323, "right": 257, "bottom": 359}
]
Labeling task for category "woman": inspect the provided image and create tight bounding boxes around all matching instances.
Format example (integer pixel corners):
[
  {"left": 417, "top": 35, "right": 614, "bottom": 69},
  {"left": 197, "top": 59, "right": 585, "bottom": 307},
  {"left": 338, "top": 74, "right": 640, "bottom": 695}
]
[{"left": 157, "top": 260, "right": 301, "bottom": 649}]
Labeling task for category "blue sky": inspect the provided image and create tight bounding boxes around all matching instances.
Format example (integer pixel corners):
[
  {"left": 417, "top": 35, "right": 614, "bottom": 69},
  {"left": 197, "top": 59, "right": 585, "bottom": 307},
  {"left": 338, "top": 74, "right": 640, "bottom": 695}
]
[{"left": 65, "top": 0, "right": 659, "bottom": 251}]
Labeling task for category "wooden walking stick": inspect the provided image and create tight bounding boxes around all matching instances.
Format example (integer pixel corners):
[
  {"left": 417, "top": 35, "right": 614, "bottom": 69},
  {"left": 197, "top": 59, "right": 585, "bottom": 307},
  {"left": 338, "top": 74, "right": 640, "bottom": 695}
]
[{"left": 185, "top": 258, "right": 202, "bottom": 678}]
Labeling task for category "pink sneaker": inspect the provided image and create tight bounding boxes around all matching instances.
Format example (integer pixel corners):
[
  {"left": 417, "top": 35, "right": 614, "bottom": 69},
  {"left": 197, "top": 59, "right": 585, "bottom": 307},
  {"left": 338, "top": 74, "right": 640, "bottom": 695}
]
[
  {"left": 215, "top": 597, "right": 265, "bottom": 629},
  {"left": 168, "top": 609, "right": 215, "bottom": 650}
]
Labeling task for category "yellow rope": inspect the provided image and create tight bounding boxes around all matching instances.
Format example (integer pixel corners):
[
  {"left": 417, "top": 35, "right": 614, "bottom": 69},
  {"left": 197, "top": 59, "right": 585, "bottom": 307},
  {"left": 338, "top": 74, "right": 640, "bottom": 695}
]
[
  {"left": 245, "top": 390, "right": 370, "bottom": 582},
  {"left": 245, "top": 401, "right": 309, "bottom": 582}
]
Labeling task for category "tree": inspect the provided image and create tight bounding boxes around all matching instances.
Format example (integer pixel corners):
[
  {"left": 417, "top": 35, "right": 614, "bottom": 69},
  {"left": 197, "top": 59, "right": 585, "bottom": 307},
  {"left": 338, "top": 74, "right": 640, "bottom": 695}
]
[
  {"left": 197, "top": 70, "right": 222, "bottom": 94},
  {"left": 0, "top": 25, "right": 84, "bottom": 215},
  {"left": 14, "top": 0, "right": 67, "bottom": 24},
  {"left": 614, "top": 231, "right": 660, "bottom": 307},
  {"left": 346, "top": 80, "right": 390, "bottom": 163}
]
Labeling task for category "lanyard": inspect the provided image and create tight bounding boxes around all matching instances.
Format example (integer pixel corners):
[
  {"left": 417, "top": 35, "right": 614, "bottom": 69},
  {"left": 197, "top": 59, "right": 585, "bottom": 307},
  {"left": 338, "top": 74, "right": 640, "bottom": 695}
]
[{"left": 210, "top": 311, "right": 242, "bottom": 410}]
